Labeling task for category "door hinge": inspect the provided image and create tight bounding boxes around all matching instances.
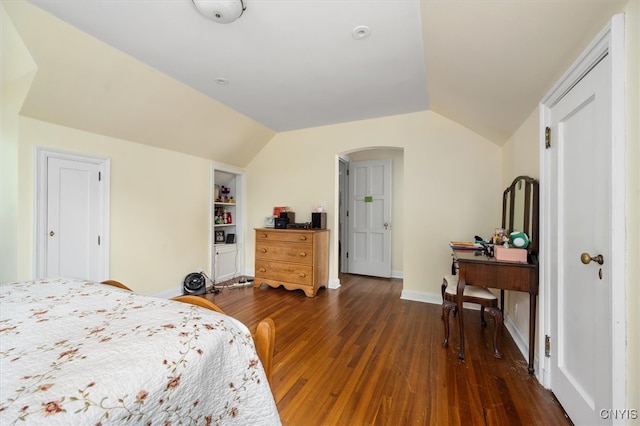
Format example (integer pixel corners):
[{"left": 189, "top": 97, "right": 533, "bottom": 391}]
[
  {"left": 98, "top": 235, "right": 101, "bottom": 245},
  {"left": 346, "top": 252, "right": 349, "bottom": 258},
  {"left": 545, "top": 335, "right": 551, "bottom": 357},
  {"left": 346, "top": 210, "right": 349, "bottom": 217},
  {"left": 545, "top": 126, "right": 551, "bottom": 149},
  {"left": 98, "top": 171, "right": 102, "bottom": 181}
]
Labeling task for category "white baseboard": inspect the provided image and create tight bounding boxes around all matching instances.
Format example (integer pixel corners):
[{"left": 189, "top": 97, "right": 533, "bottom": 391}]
[
  {"left": 391, "top": 270, "right": 403, "bottom": 279},
  {"left": 400, "top": 289, "right": 441, "bottom": 304},
  {"left": 328, "top": 278, "right": 341, "bottom": 289},
  {"left": 503, "top": 313, "right": 536, "bottom": 370}
]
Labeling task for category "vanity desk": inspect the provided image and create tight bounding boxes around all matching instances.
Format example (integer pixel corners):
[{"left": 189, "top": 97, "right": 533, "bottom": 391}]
[
  {"left": 453, "top": 175, "right": 539, "bottom": 374},
  {"left": 453, "top": 249, "right": 539, "bottom": 374}
]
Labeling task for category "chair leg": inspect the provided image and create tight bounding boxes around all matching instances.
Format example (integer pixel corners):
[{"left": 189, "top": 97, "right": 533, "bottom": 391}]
[
  {"left": 485, "top": 306, "right": 504, "bottom": 359},
  {"left": 442, "top": 301, "right": 455, "bottom": 348},
  {"left": 480, "top": 306, "right": 487, "bottom": 327}
]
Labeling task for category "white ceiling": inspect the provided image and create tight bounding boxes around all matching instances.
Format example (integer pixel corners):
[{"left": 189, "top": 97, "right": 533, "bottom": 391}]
[{"left": 20, "top": 0, "right": 629, "bottom": 146}]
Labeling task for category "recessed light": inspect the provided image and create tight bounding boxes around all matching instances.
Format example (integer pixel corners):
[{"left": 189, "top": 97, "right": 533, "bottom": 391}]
[
  {"left": 352, "top": 25, "right": 370, "bottom": 40},
  {"left": 215, "top": 77, "right": 229, "bottom": 85}
]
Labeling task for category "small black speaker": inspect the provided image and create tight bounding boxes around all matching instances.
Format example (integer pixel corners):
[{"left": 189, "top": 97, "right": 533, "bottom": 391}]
[
  {"left": 312, "top": 212, "right": 327, "bottom": 229},
  {"left": 183, "top": 272, "right": 206, "bottom": 295}
]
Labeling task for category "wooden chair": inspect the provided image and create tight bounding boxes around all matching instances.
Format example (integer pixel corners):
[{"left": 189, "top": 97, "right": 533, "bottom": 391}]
[
  {"left": 170, "top": 295, "right": 275, "bottom": 381},
  {"left": 253, "top": 318, "right": 276, "bottom": 381},
  {"left": 100, "top": 279, "right": 133, "bottom": 291},
  {"left": 171, "top": 295, "right": 226, "bottom": 314},
  {"left": 441, "top": 274, "right": 503, "bottom": 359}
]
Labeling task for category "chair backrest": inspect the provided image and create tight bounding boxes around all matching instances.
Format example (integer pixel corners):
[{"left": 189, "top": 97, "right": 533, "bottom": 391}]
[
  {"left": 101, "top": 280, "right": 133, "bottom": 291},
  {"left": 171, "top": 295, "right": 226, "bottom": 314},
  {"left": 253, "top": 318, "right": 276, "bottom": 382}
]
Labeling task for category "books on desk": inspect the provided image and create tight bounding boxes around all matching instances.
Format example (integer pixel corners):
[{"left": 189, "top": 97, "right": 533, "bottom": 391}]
[{"left": 449, "top": 241, "right": 483, "bottom": 251}]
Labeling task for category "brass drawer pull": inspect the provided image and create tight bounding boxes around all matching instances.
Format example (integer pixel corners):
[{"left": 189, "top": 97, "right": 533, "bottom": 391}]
[
  {"left": 261, "top": 233, "right": 268, "bottom": 239},
  {"left": 299, "top": 252, "right": 307, "bottom": 257},
  {"left": 299, "top": 273, "right": 306, "bottom": 278},
  {"left": 261, "top": 248, "right": 267, "bottom": 253},
  {"left": 299, "top": 236, "right": 307, "bottom": 241},
  {"left": 259, "top": 267, "right": 266, "bottom": 273}
]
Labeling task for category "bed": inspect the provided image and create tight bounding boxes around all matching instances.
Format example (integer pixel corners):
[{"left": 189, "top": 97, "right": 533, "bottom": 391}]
[{"left": 0, "top": 278, "right": 281, "bottom": 425}]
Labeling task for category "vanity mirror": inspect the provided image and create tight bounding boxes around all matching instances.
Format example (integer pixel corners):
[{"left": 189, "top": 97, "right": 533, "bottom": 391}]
[{"left": 501, "top": 176, "right": 539, "bottom": 257}]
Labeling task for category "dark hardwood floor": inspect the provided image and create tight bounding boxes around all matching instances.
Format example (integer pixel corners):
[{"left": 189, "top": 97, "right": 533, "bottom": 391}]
[{"left": 203, "top": 274, "right": 572, "bottom": 426}]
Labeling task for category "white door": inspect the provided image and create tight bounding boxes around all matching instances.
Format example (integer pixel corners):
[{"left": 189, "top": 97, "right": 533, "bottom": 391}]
[
  {"left": 347, "top": 159, "right": 391, "bottom": 277},
  {"left": 547, "top": 54, "right": 612, "bottom": 425},
  {"left": 37, "top": 150, "right": 109, "bottom": 282}
]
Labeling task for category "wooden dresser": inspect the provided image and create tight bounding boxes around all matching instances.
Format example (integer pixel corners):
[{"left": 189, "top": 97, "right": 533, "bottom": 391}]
[{"left": 254, "top": 228, "right": 329, "bottom": 297}]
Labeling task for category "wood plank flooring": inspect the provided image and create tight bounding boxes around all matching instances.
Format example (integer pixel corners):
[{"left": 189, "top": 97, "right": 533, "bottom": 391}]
[{"left": 203, "top": 274, "right": 572, "bottom": 426}]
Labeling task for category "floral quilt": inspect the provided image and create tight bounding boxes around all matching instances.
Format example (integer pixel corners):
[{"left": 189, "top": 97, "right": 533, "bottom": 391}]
[{"left": 0, "top": 278, "right": 281, "bottom": 425}]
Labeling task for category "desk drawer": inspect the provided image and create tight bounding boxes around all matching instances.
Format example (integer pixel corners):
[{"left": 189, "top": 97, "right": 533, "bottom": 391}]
[
  {"left": 460, "top": 263, "right": 536, "bottom": 293},
  {"left": 255, "top": 260, "right": 313, "bottom": 286},
  {"left": 255, "top": 242, "right": 313, "bottom": 265}
]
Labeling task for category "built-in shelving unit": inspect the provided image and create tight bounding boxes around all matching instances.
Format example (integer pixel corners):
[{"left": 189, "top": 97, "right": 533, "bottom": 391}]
[{"left": 210, "top": 164, "right": 244, "bottom": 283}]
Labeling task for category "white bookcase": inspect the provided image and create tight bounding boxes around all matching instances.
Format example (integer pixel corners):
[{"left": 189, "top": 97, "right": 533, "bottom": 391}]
[{"left": 210, "top": 163, "right": 244, "bottom": 283}]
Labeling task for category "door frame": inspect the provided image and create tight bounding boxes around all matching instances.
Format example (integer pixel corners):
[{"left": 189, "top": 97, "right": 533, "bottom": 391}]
[
  {"left": 34, "top": 147, "right": 111, "bottom": 280},
  {"left": 539, "top": 13, "right": 626, "bottom": 407},
  {"left": 339, "top": 157, "right": 349, "bottom": 273}
]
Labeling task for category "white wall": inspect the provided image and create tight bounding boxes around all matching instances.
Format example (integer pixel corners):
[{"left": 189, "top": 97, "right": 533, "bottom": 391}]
[{"left": 244, "top": 110, "right": 502, "bottom": 299}]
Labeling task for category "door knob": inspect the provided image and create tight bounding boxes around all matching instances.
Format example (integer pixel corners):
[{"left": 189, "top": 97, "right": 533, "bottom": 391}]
[
  {"left": 49, "top": 231, "right": 55, "bottom": 237},
  {"left": 384, "top": 223, "right": 389, "bottom": 230},
  {"left": 581, "top": 252, "right": 604, "bottom": 265}
]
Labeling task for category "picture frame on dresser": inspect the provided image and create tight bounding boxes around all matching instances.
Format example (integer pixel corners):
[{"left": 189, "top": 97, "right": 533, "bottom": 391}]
[{"left": 215, "top": 230, "right": 225, "bottom": 244}]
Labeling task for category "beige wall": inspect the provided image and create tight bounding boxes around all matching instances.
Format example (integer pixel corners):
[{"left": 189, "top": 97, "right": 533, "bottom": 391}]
[
  {"left": 500, "top": 109, "right": 540, "bottom": 347},
  {"left": 0, "top": 6, "right": 35, "bottom": 284},
  {"left": 244, "top": 110, "right": 502, "bottom": 299},
  {"left": 12, "top": 118, "right": 211, "bottom": 295}
]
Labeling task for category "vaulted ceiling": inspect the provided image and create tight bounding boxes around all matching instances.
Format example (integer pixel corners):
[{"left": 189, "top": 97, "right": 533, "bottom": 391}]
[{"left": 3, "top": 0, "right": 628, "bottom": 166}]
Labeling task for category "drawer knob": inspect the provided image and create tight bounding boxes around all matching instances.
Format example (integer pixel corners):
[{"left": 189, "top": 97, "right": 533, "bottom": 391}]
[
  {"left": 299, "top": 273, "right": 306, "bottom": 278},
  {"left": 299, "top": 236, "right": 307, "bottom": 241},
  {"left": 299, "top": 251, "right": 307, "bottom": 257},
  {"left": 261, "top": 233, "right": 268, "bottom": 239},
  {"left": 259, "top": 268, "right": 266, "bottom": 273},
  {"left": 261, "top": 248, "right": 267, "bottom": 253}
]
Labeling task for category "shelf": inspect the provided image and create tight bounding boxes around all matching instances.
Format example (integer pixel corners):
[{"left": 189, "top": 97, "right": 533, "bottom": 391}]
[{"left": 211, "top": 165, "right": 243, "bottom": 283}]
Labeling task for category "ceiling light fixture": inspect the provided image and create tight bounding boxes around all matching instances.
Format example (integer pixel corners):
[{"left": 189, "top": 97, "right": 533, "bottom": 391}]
[
  {"left": 215, "top": 77, "right": 229, "bottom": 85},
  {"left": 352, "top": 25, "right": 370, "bottom": 40},
  {"left": 191, "top": 0, "right": 245, "bottom": 24}
]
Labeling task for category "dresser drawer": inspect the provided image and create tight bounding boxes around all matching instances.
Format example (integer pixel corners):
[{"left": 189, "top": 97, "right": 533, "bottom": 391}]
[
  {"left": 255, "top": 260, "right": 313, "bottom": 286},
  {"left": 255, "top": 242, "right": 313, "bottom": 265},
  {"left": 255, "top": 230, "right": 314, "bottom": 244}
]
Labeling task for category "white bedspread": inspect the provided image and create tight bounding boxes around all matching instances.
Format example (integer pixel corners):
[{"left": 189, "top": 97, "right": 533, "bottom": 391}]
[{"left": 0, "top": 278, "right": 281, "bottom": 425}]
